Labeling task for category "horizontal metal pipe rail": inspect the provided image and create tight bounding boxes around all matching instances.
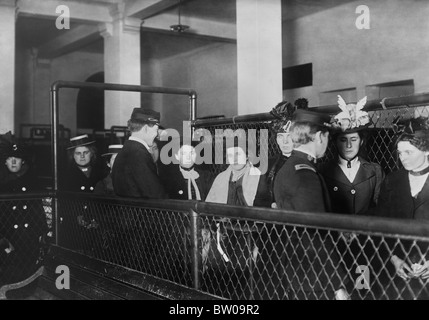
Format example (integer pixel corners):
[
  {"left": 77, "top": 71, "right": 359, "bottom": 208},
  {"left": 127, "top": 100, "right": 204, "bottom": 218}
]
[
  {"left": 50, "top": 80, "right": 198, "bottom": 244},
  {"left": 192, "top": 92, "right": 429, "bottom": 127},
  {"left": 0, "top": 192, "right": 55, "bottom": 201}
]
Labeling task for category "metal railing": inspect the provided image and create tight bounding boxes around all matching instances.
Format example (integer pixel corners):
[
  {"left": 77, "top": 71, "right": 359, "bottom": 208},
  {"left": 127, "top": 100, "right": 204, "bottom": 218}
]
[
  {"left": 53, "top": 192, "right": 429, "bottom": 300},
  {"left": 50, "top": 81, "right": 198, "bottom": 244},
  {"left": 192, "top": 92, "right": 429, "bottom": 176}
]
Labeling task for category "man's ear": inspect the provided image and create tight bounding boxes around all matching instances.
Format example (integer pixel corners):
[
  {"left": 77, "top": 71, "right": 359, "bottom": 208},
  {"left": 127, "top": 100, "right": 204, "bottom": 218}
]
[
  {"left": 174, "top": 152, "right": 180, "bottom": 161},
  {"left": 315, "top": 131, "right": 323, "bottom": 143}
]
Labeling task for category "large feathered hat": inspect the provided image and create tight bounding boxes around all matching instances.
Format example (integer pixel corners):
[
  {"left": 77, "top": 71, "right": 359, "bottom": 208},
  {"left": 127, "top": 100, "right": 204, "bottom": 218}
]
[
  {"left": 270, "top": 98, "right": 309, "bottom": 133},
  {"left": 333, "top": 95, "right": 371, "bottom": 132}
]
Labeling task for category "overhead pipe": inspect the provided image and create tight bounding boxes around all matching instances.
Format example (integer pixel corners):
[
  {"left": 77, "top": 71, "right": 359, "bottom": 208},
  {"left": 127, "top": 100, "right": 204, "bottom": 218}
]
[
  {"left": 50, "top": 81, "right": 197, "bottom": 243},
  {"left": 193, "top": 92, "right": 429, "bottom": 128}
]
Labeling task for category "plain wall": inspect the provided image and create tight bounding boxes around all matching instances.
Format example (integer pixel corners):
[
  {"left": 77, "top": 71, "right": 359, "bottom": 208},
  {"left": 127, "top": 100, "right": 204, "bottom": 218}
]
[
  {"left": 282, "top": 0, "right": 429, "bottom": 107},
  {"left": 140, "top": 31, "right": 237, "bottom": 133}
]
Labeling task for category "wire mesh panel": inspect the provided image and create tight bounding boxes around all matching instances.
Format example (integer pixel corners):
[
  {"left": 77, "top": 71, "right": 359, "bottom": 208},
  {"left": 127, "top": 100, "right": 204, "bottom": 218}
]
[
  {"left": 194, "top": 105, "right": 429, "bottom": 176},
  {"left": 0, "top": 195, "right": 50, "bottom": 287},
  {"left": 196, "top": 211, "right": 429, "bottom": 300},
  {"left": 57, "top": 195, "right": 193, "bottom": 287}
]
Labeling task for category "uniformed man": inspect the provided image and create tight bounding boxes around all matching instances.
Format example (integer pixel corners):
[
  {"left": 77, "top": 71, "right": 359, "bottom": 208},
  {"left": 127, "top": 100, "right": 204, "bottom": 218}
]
[
  {"left": 112, "top": 108, "right": 167, "bottom": 199},
  {"left": 273, "top": 109, "right": 332, "bottom": 211},
  {"left": 273, "top": 109, "right": 350, "bottom": 300}
]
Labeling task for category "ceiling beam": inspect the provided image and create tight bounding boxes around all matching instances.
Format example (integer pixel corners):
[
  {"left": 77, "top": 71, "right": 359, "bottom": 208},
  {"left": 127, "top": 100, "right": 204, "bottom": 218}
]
[
  {"left": 37, "top": 24, "right": 101, "bottom": 58},
  {"left": 142, "top": 12, "right": 236, "bottom": 40},
  {"left": 126, "top": 0, "right": 180, "bottom": 20},
  {"left": 17, "top": 0, "right": 113, "bottom": 23}
]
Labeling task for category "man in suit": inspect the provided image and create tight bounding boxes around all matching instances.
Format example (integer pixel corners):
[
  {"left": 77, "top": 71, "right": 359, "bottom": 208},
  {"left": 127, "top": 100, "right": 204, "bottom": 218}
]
[{"left": 112, "top": 108, "right": 167, "bottom": 199}]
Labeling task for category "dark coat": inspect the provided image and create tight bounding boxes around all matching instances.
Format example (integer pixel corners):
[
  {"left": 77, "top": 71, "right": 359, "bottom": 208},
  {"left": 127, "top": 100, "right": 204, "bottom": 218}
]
[
  {"left": 160, "top": 165, "right": 214, "bottom": 201},
  {"left": 372, "top": 169, "right": 429, "bottom": 220},
  {"left": 94, "top": 174, "right": 115, "bottom": 196},
  {"left": 0, "top": 165, "right": 48, "bottom": 285},
  {"left": 272, "top": 150, "right": 345, "bottom": 297},
  {"left": 369, "top": 169, "right": 429, "bottom": 299},
  {"left": 273, "top": 150, "right": 331, "bottom": 212},
  {"left": 319, "top": 157, "right": 384, "bottom": 215},
  {"left": 61, "top": 161, "right": 108, "bottom": 193},
  {"left": 266, "top": 154, "right": 289, "bottom": 204},
  {"left": 112, "top": 139, "right": 167, "bottom": 199}
]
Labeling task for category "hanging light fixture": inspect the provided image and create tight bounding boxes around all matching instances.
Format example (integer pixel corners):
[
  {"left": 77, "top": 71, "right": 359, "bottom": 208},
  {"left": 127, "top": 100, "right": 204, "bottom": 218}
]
[{"left": 170, "top": 0, "right": 189, "bottom": 32}]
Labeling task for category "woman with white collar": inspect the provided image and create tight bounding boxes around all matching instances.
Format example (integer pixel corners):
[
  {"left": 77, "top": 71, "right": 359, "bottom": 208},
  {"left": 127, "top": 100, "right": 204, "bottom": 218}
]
[
  {"left": 320, "top": 96, "right": 385, "bottom": 215},
  {"left": 373, "top": 117, "right": 429, "bottom": 299}
]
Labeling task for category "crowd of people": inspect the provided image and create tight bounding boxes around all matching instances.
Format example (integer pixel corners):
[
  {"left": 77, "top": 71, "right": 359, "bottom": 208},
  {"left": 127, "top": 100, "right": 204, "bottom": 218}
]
[{"left": 1, "top": 96, "right": 429, "bottom": 300}]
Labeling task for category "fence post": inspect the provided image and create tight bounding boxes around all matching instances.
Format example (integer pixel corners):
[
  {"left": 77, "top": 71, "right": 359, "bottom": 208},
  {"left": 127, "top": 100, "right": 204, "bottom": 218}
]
[{"left": 189, "top": 208, "right": 200, "bottom": 290}]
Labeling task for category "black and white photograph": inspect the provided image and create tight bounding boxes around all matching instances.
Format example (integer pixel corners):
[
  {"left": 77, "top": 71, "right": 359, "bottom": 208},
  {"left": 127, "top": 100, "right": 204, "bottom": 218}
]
[{"left": 1, "top": 0, "right": 429, "bottom": 307}]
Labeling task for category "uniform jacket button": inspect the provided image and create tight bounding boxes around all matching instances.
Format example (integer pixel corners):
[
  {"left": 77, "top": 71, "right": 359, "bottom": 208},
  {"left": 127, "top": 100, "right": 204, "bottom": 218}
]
[
  {"left": 333, "top": 186, "right": 338, "bottom": 191},
  {"left": 22, "top": 187, "right": 26, "bottom": 192},
  {"left": 351, "top": 189, "right": 356, "bottom": 195}
]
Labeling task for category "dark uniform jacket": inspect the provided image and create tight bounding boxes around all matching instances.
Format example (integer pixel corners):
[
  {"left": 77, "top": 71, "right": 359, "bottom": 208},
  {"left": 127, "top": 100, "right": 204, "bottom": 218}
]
[
  {"left": 273, "top": 150, "right": 331, "bottom": 212},
  {"left": 112, "top": 139, "right": 167, "bottom": 199},
  {"left": 266, "top": 154, "right": 289, "bottom": 204},
  {"left": 160, "top": 164, "right": 214, "bottom": 201},
  {"left": 272, "top": 150, "right": 345, "bottom": 297},
  {"left": 0, "top": 165, "right": 48, "bottom": 285},
  {"left": 320, "top": 157, "right": 384, "bottom": 215}
]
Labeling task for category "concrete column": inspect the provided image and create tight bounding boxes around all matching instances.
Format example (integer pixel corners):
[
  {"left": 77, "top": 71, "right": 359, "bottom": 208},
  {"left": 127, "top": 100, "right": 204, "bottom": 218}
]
[
  {"left": 0, "top": 0, "right": 16, "bottom": 132},
  {"left": 101, "top": 5, "right": 141, "bottom": 128},
  {"left": 236, "top": 0, "right": 282, "bottom": 115}
]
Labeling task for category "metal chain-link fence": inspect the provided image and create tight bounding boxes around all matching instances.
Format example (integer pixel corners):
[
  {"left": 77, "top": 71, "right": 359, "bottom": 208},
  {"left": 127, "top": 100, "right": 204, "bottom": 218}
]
[
  {"left": 57, "top": 193, "right": 193, "bottom": 287},
  {"left": 193, "top": 105, "right": 429, "bottom": 177},
  {"left": 53, "top": 194, "right": 429, "bottom": 300}
]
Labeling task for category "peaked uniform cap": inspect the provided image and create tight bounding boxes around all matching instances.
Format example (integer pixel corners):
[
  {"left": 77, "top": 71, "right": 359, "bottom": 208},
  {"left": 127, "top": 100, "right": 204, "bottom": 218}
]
[
  {"left": 130, "top": 108, "right": 162, "bottom": 126},
  {"left": 292, "top": 109, "right": 332, "bottom": 128}
]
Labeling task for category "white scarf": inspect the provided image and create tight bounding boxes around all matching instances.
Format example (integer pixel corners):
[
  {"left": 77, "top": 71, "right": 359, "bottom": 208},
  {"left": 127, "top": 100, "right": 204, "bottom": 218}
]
[
  {"left": 179, "top": 167, "right": 201, "bottom": 200},
  {"left": 206, "top": 163, "right": 261, "bottom": 206}
]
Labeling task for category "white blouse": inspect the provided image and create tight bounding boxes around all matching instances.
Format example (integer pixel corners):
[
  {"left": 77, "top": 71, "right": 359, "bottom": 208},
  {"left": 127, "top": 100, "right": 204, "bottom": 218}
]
[{"left": 338, "top": 157, "right": 361, "bottom": 183}]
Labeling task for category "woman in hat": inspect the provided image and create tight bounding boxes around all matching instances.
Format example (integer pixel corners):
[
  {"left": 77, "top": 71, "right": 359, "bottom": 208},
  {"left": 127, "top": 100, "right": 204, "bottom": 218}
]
[
  {"left": 319, "top": 96, "right": 385, "bottom": 299},
  {"left": 320, "top": 96, "right": 385, "bottom": 215},
  {"left": 0, "top": 132, "right": 48, "bottom": 288},
  {"left": 372, "top": 116, "right": 429, "bottom": 299},
  {"left": 59, "top": 134, "right": 108, "bottom": 251},
  {"left": 206, "top": 132, "right": 270, "bottom": 207},
  {"left": 62, "top": 134, "right": 108, "bottom": 193},
  {"left": 266, "top": 101, "right": 296, "bottom": 208}
]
